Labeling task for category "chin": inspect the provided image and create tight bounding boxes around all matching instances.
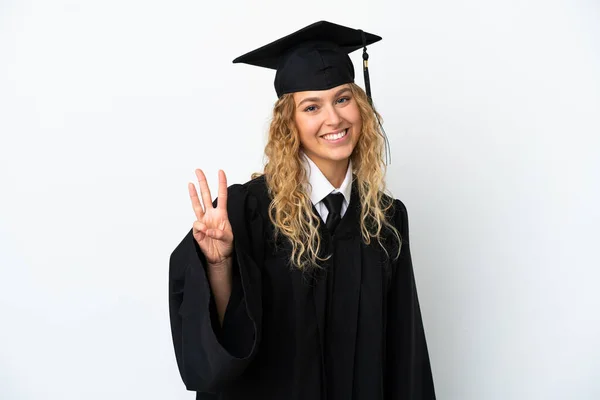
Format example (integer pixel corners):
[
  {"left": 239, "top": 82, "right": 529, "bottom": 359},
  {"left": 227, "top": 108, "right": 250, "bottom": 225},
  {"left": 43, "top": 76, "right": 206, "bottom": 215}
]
[{"left": 319, "top": 148, "right": 354, "bottom": 162}]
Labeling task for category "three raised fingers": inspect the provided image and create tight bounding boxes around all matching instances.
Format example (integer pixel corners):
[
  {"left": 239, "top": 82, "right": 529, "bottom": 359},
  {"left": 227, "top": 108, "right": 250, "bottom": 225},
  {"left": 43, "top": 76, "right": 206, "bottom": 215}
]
[{"left": 190, "top": 169, "right": 228, "bottom": 219}]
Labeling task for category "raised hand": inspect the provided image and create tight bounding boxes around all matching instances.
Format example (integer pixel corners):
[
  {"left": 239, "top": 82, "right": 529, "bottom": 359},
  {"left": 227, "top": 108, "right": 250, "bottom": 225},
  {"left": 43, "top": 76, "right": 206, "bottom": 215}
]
[{"left": 189, "top": 169, "right": 234, "bottom": 267}]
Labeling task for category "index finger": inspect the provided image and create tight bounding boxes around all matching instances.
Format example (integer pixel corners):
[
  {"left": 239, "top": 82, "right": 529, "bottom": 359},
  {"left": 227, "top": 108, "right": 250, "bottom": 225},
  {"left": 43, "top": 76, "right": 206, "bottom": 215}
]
[
  {"left": 217, "top": 169, "right": 228, "bottom": 211},
  {"left": 188, "top": 182, "right": 204, "bottom": 221},
  {"left": 195, "top": 169, "right": 214, "bottom": 212}
]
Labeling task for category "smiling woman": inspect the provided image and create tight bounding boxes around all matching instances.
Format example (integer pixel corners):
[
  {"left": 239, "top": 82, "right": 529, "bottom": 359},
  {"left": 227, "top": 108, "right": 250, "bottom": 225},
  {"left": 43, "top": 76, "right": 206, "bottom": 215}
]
[
  {"left": 293, "top": 85, "right": 362, "bottom": 185},
  {"left": 169, "top": 20, "right": 436, "bottom": 400}
]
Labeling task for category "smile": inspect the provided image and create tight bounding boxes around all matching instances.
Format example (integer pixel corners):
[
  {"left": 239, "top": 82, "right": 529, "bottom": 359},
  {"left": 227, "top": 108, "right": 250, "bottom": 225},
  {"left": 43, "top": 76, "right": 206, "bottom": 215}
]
[{"left": 321, "top": 129, "right": 348, "bottom": 142}]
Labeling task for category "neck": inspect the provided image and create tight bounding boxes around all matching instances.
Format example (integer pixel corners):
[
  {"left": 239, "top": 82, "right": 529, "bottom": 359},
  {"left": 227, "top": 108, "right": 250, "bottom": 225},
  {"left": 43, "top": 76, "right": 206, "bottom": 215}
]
[{"left": 311, "top": 157, "right": 349, "bottom": 188}]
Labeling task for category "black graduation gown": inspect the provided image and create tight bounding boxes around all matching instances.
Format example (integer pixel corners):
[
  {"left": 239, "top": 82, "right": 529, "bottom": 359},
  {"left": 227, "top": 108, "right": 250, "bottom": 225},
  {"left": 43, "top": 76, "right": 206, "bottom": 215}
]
[{"left": 169, "top": 175, "right": 435, "bottom": 400}]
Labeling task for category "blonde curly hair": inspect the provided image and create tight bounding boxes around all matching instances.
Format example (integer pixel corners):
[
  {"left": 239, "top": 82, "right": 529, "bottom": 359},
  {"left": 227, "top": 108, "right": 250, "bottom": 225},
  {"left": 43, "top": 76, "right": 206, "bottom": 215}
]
[{"left": 252, "top": 83, "right": 401, "bottom": 270}]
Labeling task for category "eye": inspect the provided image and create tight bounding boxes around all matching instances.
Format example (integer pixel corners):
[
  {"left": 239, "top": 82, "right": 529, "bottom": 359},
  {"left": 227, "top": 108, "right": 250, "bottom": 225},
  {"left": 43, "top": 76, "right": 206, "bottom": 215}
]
[
  {"left": 304, "top": 105, "right": 318, "bottom": 112},
  {"left": 336, "top": 96, "right": 351, "bottom": 104}
]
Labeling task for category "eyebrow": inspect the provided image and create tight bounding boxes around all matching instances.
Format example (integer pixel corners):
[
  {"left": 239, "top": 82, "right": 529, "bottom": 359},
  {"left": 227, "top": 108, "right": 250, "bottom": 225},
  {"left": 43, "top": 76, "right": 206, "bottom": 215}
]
[{"left": 297, "top": 87, "right": 352, "bottom": 108}]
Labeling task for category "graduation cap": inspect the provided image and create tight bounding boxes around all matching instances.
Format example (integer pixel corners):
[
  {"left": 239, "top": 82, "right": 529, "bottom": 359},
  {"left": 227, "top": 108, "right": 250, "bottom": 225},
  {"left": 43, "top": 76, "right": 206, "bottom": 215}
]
[
  {"left": 233, "top": 20, "right": 391, "bottom": 163},
  {"left": 233, "top": 20, "right": 381, "bottom": 99}
]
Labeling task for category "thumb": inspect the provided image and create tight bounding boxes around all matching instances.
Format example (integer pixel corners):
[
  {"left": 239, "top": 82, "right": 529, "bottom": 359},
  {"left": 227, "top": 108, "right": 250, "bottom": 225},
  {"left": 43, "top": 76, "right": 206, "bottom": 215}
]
[
  {"left": 193, "top": 221, "right": 206, "bottom": 239},
  {"left": 206, "top": 227, "right": 233, "bottom": 243}
]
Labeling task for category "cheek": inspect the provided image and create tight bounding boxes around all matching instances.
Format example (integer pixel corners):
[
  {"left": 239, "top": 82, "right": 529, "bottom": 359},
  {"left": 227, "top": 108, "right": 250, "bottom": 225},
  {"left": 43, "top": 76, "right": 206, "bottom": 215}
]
[
  {"left": 344, "top": 105, "right": 362, "bottom": 134},
  {"left": 349, "top": 112, "right": 362, "bottom": 144},
  {"left": 339, "top": 102, "right": 361, "bottom": 125},
  {"left": 295, "top": 114, "right": 321, "bottom": 142}
]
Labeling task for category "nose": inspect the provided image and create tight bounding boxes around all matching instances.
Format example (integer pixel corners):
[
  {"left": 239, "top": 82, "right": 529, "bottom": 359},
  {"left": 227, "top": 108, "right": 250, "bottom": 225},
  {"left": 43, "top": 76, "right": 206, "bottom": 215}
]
[{"left": 324, "top": 104, "right": 342, "bottom": 127}]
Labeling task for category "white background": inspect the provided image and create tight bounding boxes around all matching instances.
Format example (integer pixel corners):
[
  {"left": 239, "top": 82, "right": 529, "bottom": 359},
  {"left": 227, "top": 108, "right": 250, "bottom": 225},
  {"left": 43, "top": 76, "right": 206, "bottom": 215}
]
[{"left": 1, "top": 0, "right": 599, "bottom": 399}]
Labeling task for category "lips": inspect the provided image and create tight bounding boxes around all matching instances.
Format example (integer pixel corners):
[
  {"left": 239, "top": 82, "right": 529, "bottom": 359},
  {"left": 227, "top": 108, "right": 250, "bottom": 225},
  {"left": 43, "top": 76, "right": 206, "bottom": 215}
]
[{"left": 321, "top": 129, "right": 348, "bottom": 141}]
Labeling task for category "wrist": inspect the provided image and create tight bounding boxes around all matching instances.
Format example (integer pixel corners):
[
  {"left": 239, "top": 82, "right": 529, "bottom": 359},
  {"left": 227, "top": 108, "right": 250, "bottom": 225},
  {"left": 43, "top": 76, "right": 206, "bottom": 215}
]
[{"left": 207, "top": 256, "right": 233, "bottom": 274}]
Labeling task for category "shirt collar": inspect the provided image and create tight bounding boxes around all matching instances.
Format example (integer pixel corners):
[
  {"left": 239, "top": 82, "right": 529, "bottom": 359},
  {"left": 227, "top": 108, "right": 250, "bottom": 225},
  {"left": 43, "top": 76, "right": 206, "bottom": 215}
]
[{"left": 302, "top": 152, "right": 353, "bottom": 206}]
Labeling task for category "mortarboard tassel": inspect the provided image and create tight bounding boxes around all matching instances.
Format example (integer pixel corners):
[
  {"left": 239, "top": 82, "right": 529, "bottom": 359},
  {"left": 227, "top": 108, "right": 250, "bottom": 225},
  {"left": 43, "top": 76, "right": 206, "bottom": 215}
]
[
  {"left": 362, "top": 43, "right": 372, "bottom": 101},
  {"left": 359, "top": 30, "right": 392, "bottom": 165}
]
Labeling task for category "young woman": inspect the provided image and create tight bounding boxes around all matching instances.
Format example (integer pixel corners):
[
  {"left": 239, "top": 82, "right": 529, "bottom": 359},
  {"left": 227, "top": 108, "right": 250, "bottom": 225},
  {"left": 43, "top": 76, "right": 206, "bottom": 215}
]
[{"left": 169, "top": 21, "right": 435, "bottom": 400}]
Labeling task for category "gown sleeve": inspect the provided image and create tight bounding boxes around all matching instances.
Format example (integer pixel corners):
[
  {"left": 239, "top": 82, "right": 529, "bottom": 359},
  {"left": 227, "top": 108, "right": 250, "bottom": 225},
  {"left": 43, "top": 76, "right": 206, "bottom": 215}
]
[
  {"left": 169, "top": 183, "right": 263, "bottom": 395},
  {"left": 385, "top": 199, "right": 436, "bottom": 399}
]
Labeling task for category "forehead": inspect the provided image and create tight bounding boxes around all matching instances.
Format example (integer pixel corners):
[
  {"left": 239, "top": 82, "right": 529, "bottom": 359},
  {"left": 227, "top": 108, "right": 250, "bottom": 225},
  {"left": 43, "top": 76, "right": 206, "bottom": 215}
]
[{"left": 292, "top": 84, "right": 352, "bottom": 102}]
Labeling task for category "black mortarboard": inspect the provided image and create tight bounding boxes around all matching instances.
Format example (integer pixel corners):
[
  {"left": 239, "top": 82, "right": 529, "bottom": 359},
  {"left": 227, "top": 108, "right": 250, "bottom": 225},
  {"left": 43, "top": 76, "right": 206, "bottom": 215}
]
[{"left": 233, "top": 21, "right": 382, "bottom": 99}]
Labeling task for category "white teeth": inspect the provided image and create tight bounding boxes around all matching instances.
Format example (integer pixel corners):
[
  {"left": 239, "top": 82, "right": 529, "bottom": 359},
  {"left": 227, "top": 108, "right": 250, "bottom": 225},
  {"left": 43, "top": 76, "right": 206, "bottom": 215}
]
[{"left": 323, "top": 129, "right": 347, "bottom": 141}]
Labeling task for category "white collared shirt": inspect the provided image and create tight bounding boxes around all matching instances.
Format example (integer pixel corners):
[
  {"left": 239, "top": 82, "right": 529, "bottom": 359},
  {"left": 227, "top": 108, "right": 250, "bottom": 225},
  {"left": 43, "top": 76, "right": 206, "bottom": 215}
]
[{"left": 302, "top": 152, "right": 353, "bottom": 221}]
